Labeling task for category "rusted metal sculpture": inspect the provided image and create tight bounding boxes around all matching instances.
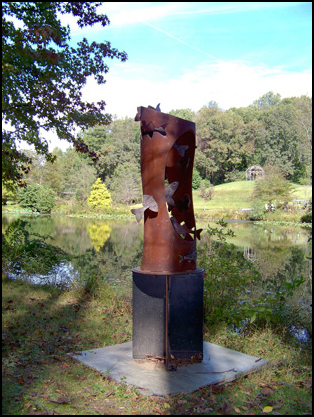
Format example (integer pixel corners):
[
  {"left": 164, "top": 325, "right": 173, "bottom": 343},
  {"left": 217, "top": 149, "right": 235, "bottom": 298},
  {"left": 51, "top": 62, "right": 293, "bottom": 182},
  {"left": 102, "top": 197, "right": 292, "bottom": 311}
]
[
  {"left": 132, "top": 105, "right": 204, "bottom": 367},
  {"left": 131, "top": 105, "right": 202, "bottom": 273}
]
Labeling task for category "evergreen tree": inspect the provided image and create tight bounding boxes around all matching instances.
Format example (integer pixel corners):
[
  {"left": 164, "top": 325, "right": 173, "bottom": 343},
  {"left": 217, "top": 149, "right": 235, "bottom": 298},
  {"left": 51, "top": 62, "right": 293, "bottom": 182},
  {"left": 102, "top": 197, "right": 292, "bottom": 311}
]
[{"left": 87, "top": 178, "right": 112, "bottom": 209}]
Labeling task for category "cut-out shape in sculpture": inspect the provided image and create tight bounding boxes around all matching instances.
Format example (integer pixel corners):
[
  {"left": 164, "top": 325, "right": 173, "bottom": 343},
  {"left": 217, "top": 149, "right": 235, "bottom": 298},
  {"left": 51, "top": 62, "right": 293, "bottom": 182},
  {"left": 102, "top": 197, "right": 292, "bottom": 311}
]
[
  {"left": 131, "top": 104, "right": 203, "bottom": 273},
  {"left": 131, "top": 194, "right": 158, "bottom": 223}
]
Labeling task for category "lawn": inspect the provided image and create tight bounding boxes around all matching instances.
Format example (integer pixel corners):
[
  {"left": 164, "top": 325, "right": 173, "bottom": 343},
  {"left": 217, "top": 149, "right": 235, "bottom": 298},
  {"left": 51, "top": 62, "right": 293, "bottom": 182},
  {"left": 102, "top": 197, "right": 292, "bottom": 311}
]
[
  {"left": 2, "top": 276, "right": 312, "bottom": 415},
  {"left": 193, "top": 181, "right": 312, "bottom": 220}
]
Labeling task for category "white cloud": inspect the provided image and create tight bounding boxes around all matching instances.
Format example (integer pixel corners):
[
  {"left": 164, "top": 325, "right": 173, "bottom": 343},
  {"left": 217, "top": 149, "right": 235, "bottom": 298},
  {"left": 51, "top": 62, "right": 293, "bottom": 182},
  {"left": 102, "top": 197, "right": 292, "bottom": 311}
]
[
  {"left": 82, "top": 60, "right": 312, "bottom": 118},
  {"left": 17, "top": 60, "right": 312, "bottom": 152},
  {"left": 99, "top": 2, "right": 307, "bottom": 27}
]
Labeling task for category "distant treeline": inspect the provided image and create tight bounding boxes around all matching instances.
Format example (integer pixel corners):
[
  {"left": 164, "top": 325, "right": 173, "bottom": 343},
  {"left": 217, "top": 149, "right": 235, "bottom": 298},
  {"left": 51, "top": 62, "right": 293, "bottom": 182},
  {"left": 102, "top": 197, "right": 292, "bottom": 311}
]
[{"left": 16, "top": 91, "right": 312, "bottom": 205}]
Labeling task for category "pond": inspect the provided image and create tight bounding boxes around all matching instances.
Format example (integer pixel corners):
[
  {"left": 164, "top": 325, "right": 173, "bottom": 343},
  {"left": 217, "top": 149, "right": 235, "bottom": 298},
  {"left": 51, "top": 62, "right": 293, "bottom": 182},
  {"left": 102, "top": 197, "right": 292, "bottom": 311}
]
[
  {"left": 2, "top": 213, "right": 311, "bottom": 285},
  {"left": 2, "top": 214, "right": 312, "bottom": 341}
]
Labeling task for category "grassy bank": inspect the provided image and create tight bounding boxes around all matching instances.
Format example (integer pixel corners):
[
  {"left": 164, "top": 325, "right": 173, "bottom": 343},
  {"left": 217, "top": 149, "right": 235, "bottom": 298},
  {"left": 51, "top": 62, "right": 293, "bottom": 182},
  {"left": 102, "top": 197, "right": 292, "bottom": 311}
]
[
  {"left": 2, "top": 181, "right": 311, "bottom": 223},
  {"left": 2, "top": 275, "right": 312, "bottom": 415},
  {"left": 192, "top": 181, "right": 312, "bottom": 221}
]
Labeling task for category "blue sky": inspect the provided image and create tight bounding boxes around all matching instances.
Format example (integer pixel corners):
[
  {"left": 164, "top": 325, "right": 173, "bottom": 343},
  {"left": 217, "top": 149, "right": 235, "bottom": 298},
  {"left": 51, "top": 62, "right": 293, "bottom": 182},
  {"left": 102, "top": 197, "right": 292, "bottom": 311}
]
[{"left": 54, "top": 2, "right": 312, "bottom": 148}]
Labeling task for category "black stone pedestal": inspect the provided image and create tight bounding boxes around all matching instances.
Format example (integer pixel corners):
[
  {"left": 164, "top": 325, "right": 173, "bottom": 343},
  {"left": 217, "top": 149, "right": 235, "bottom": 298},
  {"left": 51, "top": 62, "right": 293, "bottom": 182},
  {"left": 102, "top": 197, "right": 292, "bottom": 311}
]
[{"left": 132, "top": 268, "right": 204, "bottom": 363}]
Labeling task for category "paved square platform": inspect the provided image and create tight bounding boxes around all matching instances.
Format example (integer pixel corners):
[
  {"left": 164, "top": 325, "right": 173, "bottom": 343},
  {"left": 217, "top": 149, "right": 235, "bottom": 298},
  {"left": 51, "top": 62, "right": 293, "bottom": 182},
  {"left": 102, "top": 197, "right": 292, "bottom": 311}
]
[{"left": 69, "top": 341, "right": 268, "bottom": 396}]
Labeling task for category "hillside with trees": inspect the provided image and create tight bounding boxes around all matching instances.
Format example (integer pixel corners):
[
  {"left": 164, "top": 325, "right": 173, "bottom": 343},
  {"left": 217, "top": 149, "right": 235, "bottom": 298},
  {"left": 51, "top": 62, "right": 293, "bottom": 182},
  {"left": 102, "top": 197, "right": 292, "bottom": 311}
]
[{"left": 2, "top": 91, "right": 312, "bottom": 219}]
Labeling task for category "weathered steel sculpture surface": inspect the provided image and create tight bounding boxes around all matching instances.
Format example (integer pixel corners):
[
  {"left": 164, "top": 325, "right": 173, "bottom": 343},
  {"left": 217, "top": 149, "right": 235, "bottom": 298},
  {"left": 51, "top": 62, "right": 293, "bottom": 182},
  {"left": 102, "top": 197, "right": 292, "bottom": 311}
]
[{"left": 132, "top": 105, "right": 202, "bottom": 273}]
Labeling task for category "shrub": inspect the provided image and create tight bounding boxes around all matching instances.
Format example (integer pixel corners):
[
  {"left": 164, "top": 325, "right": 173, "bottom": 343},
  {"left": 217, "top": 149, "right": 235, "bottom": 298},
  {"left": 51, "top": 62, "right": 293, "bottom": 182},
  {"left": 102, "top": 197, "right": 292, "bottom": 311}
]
[
  {"left": 87, "top": 178, "right": 112, "bottom": 209},
  {"left": 300, "top": 212, "right": 312, "bottom": 223},
  {"left": 224, "top": 170, "right": 246, "bottom": 183},
  {"left": 18, "top": 184, "right": 56, "bottom": 213},
  {"left": 198, "top": 220, "right": 260, "bottom": 327},
  {"left": 248, "top": 199, "right": 266, "bottom": 221},
  {"left": 192, "top": 168, "right": 202, "bottom": 190}
]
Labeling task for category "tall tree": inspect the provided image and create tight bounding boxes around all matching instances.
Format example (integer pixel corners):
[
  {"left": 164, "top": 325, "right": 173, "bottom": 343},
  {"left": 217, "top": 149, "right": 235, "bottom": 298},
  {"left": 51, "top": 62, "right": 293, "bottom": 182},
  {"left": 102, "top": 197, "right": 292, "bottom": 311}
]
[
  {"left": 79, "top": 118, "right": 141, "bottom": 183},
  {"left": 253, "top": 91, "right": 281, "bottom": 109},
  {"left": 2, "top": 2, "right": 127, "bottom": 187},
  {"left": 252, "top": 164, "right": 294, "bottom": 210},
  {"left": 253, "top": 102, "right": 307, "bottom": 180},
  {"left": 110, "top": 163, "right": 141, "bottom": 205},
  {"left": 168, "top": 108, "right": 195, "bottom": 122}
]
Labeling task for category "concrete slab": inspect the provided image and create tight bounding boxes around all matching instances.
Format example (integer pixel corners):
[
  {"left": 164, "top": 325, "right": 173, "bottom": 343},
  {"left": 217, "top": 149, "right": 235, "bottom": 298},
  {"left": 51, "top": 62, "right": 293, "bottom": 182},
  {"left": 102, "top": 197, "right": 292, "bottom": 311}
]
[{"left": 68, "top": 341, "right": 268, "bottom": 396}]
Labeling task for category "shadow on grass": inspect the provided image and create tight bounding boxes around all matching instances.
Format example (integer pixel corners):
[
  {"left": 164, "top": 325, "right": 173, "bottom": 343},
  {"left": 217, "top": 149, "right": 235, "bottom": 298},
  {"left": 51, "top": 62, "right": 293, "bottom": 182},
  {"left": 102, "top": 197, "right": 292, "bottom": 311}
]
[
  {"left": 2, "top": 276, "right": 135, "bottom": 415},
  {"left": 2, "top": 275, "right": 312, "bottom": 416}
]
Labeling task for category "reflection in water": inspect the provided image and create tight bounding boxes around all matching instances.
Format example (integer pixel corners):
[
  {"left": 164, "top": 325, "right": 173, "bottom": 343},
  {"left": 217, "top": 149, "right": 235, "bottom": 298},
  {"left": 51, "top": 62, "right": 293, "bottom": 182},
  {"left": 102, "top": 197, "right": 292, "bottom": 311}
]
[
  {"left": 3, "top": 215, "right": 311, "bottom": 341},
  {"left": 87, "top": 223, "right": 111, "bottom": 251},
  {"left": 2, "top": 215, "right": 310, "bottom": 286},
  {"left": 6, "top": 261, "right": 78, "bottom": 288},
  {"left": 243, "top": 247, "right": 257, "bottom": 262}
]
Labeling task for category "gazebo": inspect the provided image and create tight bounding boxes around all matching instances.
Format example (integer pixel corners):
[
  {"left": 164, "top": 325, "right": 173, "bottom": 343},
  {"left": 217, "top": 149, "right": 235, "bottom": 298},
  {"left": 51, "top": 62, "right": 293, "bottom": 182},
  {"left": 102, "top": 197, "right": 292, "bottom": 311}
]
[{"left": 246, "top": 165, "right": 265, "bottom": 181}]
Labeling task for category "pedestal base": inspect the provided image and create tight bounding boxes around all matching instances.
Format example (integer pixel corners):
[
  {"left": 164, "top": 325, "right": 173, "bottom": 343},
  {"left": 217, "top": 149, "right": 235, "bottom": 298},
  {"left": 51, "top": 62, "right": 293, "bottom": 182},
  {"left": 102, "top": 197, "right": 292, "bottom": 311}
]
[
  {"left": 69, "top": 341, "right": 269, "bottom": 396},
  {"left": 132, "top": 268, "right": 204, "bottom": 361}
]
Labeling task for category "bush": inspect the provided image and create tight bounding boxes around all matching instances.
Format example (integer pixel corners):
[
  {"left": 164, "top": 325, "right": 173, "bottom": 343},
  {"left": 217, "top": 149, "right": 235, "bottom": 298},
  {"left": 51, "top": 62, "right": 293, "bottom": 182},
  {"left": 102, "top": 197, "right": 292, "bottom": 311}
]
[
  {"left": 300, "top": 212, "right": 312, "bottom": 223},
  {"left": 248, "top": 199, "right": 266, "bottom": 221},
  {"left": 192, "top": 168, "right": 202, "bottom": 190},
  {"left": 198, "top": 220, "right": 310, "bottom": 334},
  {"left": 224, "top": 170, "right": 246, "bottom": 183},
  {"left": 198, "top": 220, "right": 260, "bottom": 327},
  {"left": 88, "top": 178, "right": 112, "bottom": 209},
  {"left": 18, "top": 184, "right": 56, "bottom": 213}
]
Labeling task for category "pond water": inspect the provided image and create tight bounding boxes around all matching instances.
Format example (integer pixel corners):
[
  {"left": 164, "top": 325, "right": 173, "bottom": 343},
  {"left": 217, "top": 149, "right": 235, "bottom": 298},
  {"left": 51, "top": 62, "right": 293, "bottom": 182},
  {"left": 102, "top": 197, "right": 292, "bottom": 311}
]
[
  {"left": 2, "top": 213, "right": 311, "bottom": 290},
  {"left": 3, "top": 214, "right": 312, "bottom": 341}
]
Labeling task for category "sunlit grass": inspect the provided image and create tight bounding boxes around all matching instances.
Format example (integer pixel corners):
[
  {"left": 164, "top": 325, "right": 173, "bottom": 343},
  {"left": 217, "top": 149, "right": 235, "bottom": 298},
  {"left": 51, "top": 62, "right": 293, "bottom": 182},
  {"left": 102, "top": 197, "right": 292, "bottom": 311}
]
[{"left": 2, "top": 274, "right": 312, "bottom": 415}]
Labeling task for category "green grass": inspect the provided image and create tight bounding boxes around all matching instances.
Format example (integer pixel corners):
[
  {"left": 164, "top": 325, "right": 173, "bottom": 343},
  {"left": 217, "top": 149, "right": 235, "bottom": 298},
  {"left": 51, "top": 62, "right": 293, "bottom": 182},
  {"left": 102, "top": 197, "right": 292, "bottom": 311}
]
[
  {"left": 193, "top": 181, "right": 312, "bottom": 220},
  {"left": 2, "top": 276, "right": 312, "bottom": 415},
  {"left": 3, "top": 181, "right": 312, "bottom": 222},
  {"left": 193, "top": 181, "right": 255, "bottom": 212}
]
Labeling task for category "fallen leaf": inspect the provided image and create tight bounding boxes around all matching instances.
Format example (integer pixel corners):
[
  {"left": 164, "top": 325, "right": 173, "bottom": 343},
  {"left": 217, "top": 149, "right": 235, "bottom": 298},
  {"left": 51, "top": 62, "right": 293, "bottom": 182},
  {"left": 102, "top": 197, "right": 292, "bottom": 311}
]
[
  {"left": 50, "top": 396, "right": 70, "bottom": 404},
  {"left": 263, "top": 406, "right": 273, "bottom": 413},
  {"left": 303, "top": 377, "right": 312, "bottom": 389},
  {"left": 273, "top": 404, "right": 283, "bottom": 410},
  {"left": 261, "top": 387, "right": 273, "bottom": 396},
  {"left": 234, "top": 406, "right": 241, "bottom": 413}
]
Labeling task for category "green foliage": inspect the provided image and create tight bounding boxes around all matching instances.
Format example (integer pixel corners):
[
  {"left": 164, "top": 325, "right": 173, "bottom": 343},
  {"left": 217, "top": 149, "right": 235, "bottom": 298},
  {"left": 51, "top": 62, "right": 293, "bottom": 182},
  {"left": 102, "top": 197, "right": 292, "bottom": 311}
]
[
  {"left": 194, "top": 92, "right": 311, "bottom": 185},
  {"left": 2, "top": 219, "right": 69, "bottom": 277},
  {"left": 224, "top": 170, "right": 246, "bottom": 183},
  {"left": 2, "top": 2, "right": 127, "bottom": 187},
  {"left": 252, "top": 164, "right": 294, "bottom": 210},
  {"left": 199, "top": 183, "right": 215, "bottom": 211},
  {"left": 300, "top": 212, "right": 312, "bottom": 223},
  {"left": 192, "top": 167, "right": 202, "bottom": 189},
  {"left": 2, "top": 181, "right": 18, "bottom": 205},
  {"left": 18, "top": 184, "right": 56, "bottom": 213},
  {"left": 87, "top": 178, "right": 112, "bottom": 209},
  {"left": 8, "top": 90, "right": 311, "bottom": 213},
  {"left": 253, "top": 91, "right": 281, "bottom": 109},
  {"left": 168, "top": 108, "right": 195, "bottom": 121},
  {"left": 247, "top": 199, "right": 266, "bottom": 221},
  {"left": 198, "top": 220, "right": 310, "bottom": 332},
  {"left": 110, "top": 164, "right": 141, "bottom": 205},
  {"left": 195, "top": 105, "right": 254, "bottom": 184},
  {"left": 199, "top": 220, "right": 260, "bottom": 326}
]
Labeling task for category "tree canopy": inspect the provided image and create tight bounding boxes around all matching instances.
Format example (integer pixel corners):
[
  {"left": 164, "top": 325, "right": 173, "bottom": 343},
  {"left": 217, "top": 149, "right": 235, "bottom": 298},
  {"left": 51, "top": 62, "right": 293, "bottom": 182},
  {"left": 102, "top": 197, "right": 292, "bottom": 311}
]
[
  {"left": 2, "top": 2, "right": 127, "bottom": 187},
  {"left": 4, "top": 91, "right": 311, "bottom": 211}
]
